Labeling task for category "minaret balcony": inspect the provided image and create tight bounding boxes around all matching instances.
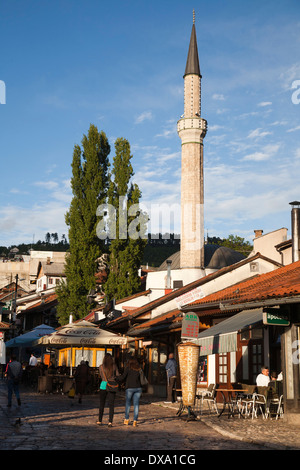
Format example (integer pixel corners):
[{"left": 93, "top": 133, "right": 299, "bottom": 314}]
[{"left": 177, "top": 117, "right": 207, "bottom": 138}]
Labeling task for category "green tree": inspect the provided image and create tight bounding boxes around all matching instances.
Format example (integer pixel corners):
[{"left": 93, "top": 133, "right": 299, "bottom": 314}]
[
  {"left": 56, "top": 124, "right": 110, "bottom": 324},
  {"left": 104, "top": 138, "right": 147, "bottom": 301},
  {"left": 218, "top": 234, "right": 253, "bottom": 256}
]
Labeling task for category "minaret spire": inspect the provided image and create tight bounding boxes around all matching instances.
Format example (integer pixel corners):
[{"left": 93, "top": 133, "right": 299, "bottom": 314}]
[
  {"left": 184, "top": 16, "right": 201, "bottom": 78},
  {"left": 177, "top": 14, "right": 207, "bottom": 270}
]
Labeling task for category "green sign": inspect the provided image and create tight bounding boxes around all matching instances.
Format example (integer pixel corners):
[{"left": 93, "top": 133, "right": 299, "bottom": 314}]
[
  {"left": 181, "top": 312, "right": 199, "bottom": 339},
  {"left": 263, "top": 311, "right": 290, "bottom": 326},
  {"left": 2, "top": 301, "right": 12, "bottom": 311}
]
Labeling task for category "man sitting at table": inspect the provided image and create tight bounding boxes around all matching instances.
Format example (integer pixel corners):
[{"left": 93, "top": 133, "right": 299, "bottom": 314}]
[{"left": 256, "top": 366, "right": 270, "bottom": 387}]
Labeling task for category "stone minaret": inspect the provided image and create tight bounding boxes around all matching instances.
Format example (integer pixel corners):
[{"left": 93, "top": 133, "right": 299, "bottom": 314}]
[{"left": 177, "top": 12, "right": 207, "bottom": 269}]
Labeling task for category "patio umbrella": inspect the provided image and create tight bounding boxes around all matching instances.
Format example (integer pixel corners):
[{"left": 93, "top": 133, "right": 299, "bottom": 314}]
[
  {"left": 35, "top": 320, "right": 132, "bottom": 375},
  {"left": 35, "top": 320, "right": 130, "bottom": 347},
  {"left": 5, "top": 324, "right": 56, "bottom": 348}
]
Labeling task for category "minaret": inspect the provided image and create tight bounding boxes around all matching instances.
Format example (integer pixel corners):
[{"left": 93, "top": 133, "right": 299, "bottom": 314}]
[{"left": 177, "top": 11, "right": 207, "bottom": 269}]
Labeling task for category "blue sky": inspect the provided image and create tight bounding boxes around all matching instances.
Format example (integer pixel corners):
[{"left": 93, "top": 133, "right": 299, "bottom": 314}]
[{"left": 0, "top": 0, "right": 300, "bottom": 247}]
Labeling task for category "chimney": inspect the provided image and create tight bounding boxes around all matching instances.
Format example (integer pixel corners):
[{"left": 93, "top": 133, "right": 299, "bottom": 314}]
[
  {"left": 290, "top": 201, "right": 300, "bottom": 262},
  {"left": 165, "top": 260, "right": 172, "bottom": 294},
  {"left": 46, "top": 257, "right": 51, "bottom": 265},
  {"left": 254, "top": 230, "right": 263, "bottom": 238}
]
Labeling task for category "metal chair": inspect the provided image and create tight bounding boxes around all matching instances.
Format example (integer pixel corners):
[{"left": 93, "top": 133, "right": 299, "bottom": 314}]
[
  {"left": 266, "top": 394, "right": 284, "bottom": 420},
  {"left": 252, "top": 393, "right": 267, "bottom": 419},
  {"left": 198, "top": 384, "right": 219, "bottom": 415},
  {"left": 240, "top": 385, "right": 257, "bottom": 418}
]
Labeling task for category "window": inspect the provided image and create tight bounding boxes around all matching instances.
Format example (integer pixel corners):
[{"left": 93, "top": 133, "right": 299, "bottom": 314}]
[
  {"left": 217, "top": 353, "right": 229, "bottom": 385},
  {"left": 197, "top": 357, "right": 207, "bottom": 384},
  {"left": 251, "top": 343, "right": 262, "bottom": 383}
]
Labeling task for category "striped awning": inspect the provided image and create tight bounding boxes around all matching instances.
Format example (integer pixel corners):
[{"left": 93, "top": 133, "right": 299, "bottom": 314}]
[{"left": 195, "top": 308, "right": 263, "bottom": 356}]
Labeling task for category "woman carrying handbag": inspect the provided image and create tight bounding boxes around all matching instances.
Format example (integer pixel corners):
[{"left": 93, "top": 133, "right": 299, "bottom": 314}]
[
  {"left": 97, "top": 353, "right": 119, "bottom": 427},
  {"left": 116, "top": 357, "right": 147, "bottom": 427}
]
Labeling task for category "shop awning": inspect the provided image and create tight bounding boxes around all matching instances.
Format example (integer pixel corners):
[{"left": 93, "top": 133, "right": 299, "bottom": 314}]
[{"left": 195, "top": 308, "right": 263, "bottom": 356}]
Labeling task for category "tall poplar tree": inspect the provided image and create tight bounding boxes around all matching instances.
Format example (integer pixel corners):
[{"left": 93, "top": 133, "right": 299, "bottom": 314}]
[
  {"left": 104, "top": 138, "right": 147, "bottom": 301},
  {"left": 56, "top": 125, "right": 110, "bottom": 324}
]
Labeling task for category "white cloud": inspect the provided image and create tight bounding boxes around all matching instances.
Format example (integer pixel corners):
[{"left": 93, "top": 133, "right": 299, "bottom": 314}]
[
  {"left": 258, "top": 101, "right": 272, "bottom": 107},
  {"left": 33, "top": 181, "right": 59, "bottom": 190},
  {"left": 135, "top": 111, "right": 153, "bottom": 124},
  {"left": 0, "top": 202, "right": 69, "bottom": 245},
  {"left": 209, "top": 125, "right": 225, "bottom": 131},
  {"left": 242, "top": 144, "right": 280, "bottom": 162},
  {"left": 212, "top": 93, "right": 225, "bottom": 101},
  {"left": 280, "top": 63, "right": 300, "bottom": 91},
  {"left": 247, "top": 128, "right": 272, "bottom": 139},
  {"left": 287, "top": 125, "right": 300, "bottom": 133},
  {"left": 9, "top": 188, "right": 29, "bottom": 195},
  {"left": 155, "top": 120, "right": 177, "bottom": 139}
]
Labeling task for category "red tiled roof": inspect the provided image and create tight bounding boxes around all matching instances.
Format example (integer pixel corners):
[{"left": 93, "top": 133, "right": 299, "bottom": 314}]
[
  {"left": 133, "top": 309, "right": 182, "bottom": 330},
  {"left": 184, "top": 260, "right": 300, "bottom": 309},
  {"left": 107, "top": 253, "right": 282, "bottom": 326},
  {"left": 85, "top": 289, "right": 151, "bottom": 323},
  {"left": 21, "top": 293, "right": 58, "bottom": 312}
]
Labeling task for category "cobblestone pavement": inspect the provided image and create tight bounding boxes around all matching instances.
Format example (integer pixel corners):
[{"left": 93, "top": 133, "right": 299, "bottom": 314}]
[{"left": 0, "top": 379, "right": 299, "bottom": 454}]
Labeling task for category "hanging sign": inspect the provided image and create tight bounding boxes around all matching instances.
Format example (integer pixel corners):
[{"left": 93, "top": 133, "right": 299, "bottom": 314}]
[
  {"left": 263, "top": 311, "right": 290, "bottom": 326},
  {"left": 181, "top": 312, "right": 199, "bottom": 339}
]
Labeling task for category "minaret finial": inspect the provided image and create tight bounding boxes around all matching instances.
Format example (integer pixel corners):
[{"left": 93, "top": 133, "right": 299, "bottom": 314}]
[{"left": 193, "top": 9, "right": 195, "bottom": 24}]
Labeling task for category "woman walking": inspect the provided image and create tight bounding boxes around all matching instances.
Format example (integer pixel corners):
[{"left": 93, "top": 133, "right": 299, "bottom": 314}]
[
  {"left": 97, "top": 353, "right": 119, "bottom": 427},
  {"left": 117, "top": 357, "right": 145, "bottom": 427}
]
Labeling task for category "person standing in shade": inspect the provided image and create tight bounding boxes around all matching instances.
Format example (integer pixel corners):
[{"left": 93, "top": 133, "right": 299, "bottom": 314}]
[
  {"left": 97, "top": 353, "right": 119, "bottom": 427},
  {"left": 74, "top": 360, "right": 90, "bottom": 404},
  {"left": 29, "top": 353, "right": 38, "bottom": 367},
  {"left": 6, "top": 354, "right": 22, "bottom": 407},
  {"left": 165, "top": 353, "right": 177, "bottom": 403}
]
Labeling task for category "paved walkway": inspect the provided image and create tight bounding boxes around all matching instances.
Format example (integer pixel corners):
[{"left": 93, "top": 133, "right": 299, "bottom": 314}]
[{"left": 0, "top": 379, "right": 299, "bottom": 452}]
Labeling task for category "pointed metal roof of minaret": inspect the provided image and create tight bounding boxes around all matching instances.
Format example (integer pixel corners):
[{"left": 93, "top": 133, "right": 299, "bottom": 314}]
[{"left": 184, "top": 11, "right": 201, "bottom": 78}]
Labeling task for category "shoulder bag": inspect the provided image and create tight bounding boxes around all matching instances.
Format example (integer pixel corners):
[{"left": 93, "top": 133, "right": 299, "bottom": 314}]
[
  {"left": 139, "top": 368, "right": 148, "bottom": 386},
  {"left": 101, "top": 365, "right": 118, "bottom": 392}
]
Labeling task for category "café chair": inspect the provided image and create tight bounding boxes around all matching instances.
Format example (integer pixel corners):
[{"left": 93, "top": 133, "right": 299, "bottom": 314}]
[
  {"left": 252, "top": 393, "right": 267, "bottom": 419},
  {"left": 198, "top": 384, "right": 219, "bottom": 415},
  {"left": 266, "top": 394, "right": 284, "bottom": 420},
  {"left": 240, "top": 385, "right": 258, "bottom": 418}
]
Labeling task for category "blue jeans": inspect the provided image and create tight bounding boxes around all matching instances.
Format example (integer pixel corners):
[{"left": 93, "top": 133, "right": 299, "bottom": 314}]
[
  {"left": 125, "top": 387, "right": 142, "bottom": 421},
  {"left": 7, "top": 379, "right": 20, "bottom": 405}
]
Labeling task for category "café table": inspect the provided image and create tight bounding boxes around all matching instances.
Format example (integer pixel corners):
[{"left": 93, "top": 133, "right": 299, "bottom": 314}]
[{"left": 215, "top": 388, "right": 248, "bottom": 418}]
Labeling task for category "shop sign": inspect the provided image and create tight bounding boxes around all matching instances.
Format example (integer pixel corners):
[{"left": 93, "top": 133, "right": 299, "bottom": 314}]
[
  {"left": 181, "top": 312, "right": 199, "bottom": 339},
  {"left": 263, "top": 310, "right": 290, "bottom": 326},
  {"left": 176, "top": 286, "right": 205, "bottom": 308}
]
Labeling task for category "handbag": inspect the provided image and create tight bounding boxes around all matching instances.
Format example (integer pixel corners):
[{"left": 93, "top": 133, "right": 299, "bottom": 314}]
[
  {"left": 99, "top": 380, "right": 107, "bottom": 390},
  {"left": 101, "top": 366, "right": 118, "bottom": 392},
  {"left": 139, "top": 369, "right": 148, "bottom": 386}
]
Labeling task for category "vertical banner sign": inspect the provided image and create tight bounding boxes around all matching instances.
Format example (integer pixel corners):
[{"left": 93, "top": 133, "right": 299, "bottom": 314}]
[
  {"left": 181, "top": 312, "right": 199, "bottom": 339},
  {"left": 178, "top": 342, "right": 200, "bottom": 406}
]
